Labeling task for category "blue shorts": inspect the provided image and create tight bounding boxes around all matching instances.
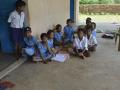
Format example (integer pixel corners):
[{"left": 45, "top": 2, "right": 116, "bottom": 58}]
[{"left": 11, "top": 28, "right": 24, "bottom": 45}]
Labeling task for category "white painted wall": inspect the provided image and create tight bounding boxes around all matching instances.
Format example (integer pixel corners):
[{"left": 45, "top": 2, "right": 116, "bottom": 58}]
[{"left": 27, "top": 0, "right": 70, "bottom": 38}]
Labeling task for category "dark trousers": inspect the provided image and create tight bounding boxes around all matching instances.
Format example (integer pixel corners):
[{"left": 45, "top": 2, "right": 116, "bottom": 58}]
[
  {"left": 88, "top": 46, "right": 96, "bottom": 52},
  {"left": 74, "top": 48, "right": 90, "bottom": 57}
]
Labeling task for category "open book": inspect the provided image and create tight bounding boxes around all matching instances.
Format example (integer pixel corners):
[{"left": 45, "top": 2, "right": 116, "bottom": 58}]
[{"left": 51, "top": 54, "right": 69, "bottom": 62}]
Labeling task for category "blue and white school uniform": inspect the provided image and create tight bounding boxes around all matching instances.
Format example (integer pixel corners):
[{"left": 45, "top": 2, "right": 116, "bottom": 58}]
[
  {"left": 87, "top": 35, "right": 97, "bottom": 46},
  {"left": 54, "top": 32, "right": 63, "bottom": 42},
  {"left": 92, "top": 29, "right": 97, "bottom": 38},
  {"left": 37, "top": 42, "right": 53, "bottom": 60},
  {"left": 24, "top": 36, "right": 37, "bottom": 56},
  {"left": 8, "top": 10, "right": 25, "bottom": 45},
  {"left": 47, "top": 39, "right": 54, "bottom": 48},
  {"left": 64, "top": 25, "right": 74, "bottom": 43}
]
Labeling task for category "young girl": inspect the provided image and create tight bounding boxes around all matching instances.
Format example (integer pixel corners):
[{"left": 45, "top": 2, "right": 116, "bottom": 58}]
[
  {"left": 54, "top": 24, "right": 63, "bottom": 47},
  {"left": 91, "top": 22, "right": 97, "bottom": 38},
  {"left": 87, "top": 29, "right": 97, "bottom": 52},
  {"left": 47, "top": 30, "right": 60, "bottom": 54},
  {"left": 37, "top": 33, "right": 54, "bottom": 64},
  {"left": 24, "top": 27, "right": 37, "bottom": 61},
  {"left": 73, "top": 28, "right": 90, "bottom": 59},
  {"left": 64, "top": 19, "right": 75, "bottom": 46},
  {"left": 8, "top": 0, "right": 26, "bottom": 60}
]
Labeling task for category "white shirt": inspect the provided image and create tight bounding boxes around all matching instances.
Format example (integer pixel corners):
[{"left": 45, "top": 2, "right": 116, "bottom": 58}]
[
  {"left": 73, "top": 36, "right": 88, "bottom": 50},
  {"left": 87, "top": 35, "right": 97, "bottom": 46},
  {"left": 8, "top": 10, "right": 25, "bottom": 28}
]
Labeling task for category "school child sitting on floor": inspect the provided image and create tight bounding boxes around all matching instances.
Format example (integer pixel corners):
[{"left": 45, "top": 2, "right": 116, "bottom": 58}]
[
  {"left": 86, "top": 29, "right": 97, "bottom": 52},
  {"left": 47, "top": 30, "right": 58, "bottom": 54},
  {"left": 91, "top": 22, "right": 97, "bottom": 38},
  {"left": 24, "top": 27, "right": 37, "bottom": 61},
  {"left": 73, "top": 28, "right": 90, "bottom": 59},
  {"left": 64, "top": 19, "right": 75, "bottom": 47},
  {"left": 54, "top": 24, "right": 64, "bottom": 47},
  {"left": 37, "top": 33, "right": 54, "bottom": 64}
]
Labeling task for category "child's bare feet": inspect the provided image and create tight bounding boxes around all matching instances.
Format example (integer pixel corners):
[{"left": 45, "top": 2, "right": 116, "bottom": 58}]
[
  {"left": 42, "top": 61, "right": 48, "bottom": 64},
  {"left": 79, "top": 53, "right": 85, "bottom": 59}
]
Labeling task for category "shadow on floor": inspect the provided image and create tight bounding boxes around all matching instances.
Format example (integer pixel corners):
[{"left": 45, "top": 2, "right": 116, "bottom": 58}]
[{"left": 0, "top": 53, "right": 16, "bottom": 72}]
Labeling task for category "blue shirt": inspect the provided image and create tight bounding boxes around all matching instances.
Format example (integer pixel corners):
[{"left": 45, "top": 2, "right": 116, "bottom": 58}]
[
  {"left": 24, "top": 36, "right": 37, "bottom": 48},
  {"left": 47, "top": 39, "right": 54, "bottom": 48},
  {"left": 64, "top": 25, "right": 74, "bottom": 42},
  {"left": 92, "top": 30, "right": 97, "bottom": 38},
  {"left": 54, "top": 32, "right": 63, "bottom": 42},
  {"left": 37, "top": 42, "right": 51, "bottom": 60}
]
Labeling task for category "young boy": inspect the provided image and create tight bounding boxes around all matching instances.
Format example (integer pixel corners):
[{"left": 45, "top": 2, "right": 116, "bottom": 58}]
[
  {"left": 86, "top": 17, "right": 92, "bottom": 25},
  {"left": 47, "top": 30, "right": 58, "bottom": 54},
  {"left": 87, "top": 29, "right": 97, "bottom": 52},
  {"left": 8, "top": 0, "right": 26, "bottom": 60},
  {"left": 73, "top": 28, "right": 90, "bottom": 59},
  {"left": 64, "top": 19, "right": 75, "bottom": 46},
  {"left": 54, "top": 24, "right": 63, "bottom": 47},
  {"left": 91, "top": 22, "right": 97, "bottom": 38},
  {"left": 24, "top": 27, "right": 37, "bottom": 61},
  {"left": 37, "top": 33, "right": 54, "bottom": 64}
]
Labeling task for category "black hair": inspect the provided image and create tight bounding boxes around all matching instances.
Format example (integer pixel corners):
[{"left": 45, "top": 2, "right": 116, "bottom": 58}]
[
  {"left": 24, "top": 27, "right": 32, "bottom": 32},
  {"left": 16, "top": 0, "right": 26, "bottom": 8},
  {"left": 66, "top": 19, "right": 74, "bottom": 24},
  {"left": 40, "top": 33, "right": 47, "bottom": 40},
  {"left": 56, "top": 24, "right": 62, "bottom": 30},
  {"left": 47, "top": 30, "right": 54, "bottom": 36},
  {"left": 77, "top": 27, "right": 84, "bottom": 33},
  {"left": 86, "top": 17, "right": 91, "bottom": 21}
]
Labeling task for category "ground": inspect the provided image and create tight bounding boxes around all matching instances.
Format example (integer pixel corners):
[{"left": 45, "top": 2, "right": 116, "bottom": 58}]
[{"left": 2, "top": 33, "right": 120, "bottom": 90}]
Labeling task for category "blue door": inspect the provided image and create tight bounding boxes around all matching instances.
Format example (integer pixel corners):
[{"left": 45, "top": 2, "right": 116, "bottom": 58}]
[
  {"left": 70, "top": 0, "right": 74, "bottom": 20},
  {"left": 0, "top": 0, "right": 17, "bottom": 53}
]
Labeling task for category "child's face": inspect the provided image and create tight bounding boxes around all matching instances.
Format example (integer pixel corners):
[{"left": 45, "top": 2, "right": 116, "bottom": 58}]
[
  {"left": 26, "top": 31, "right": 32, "bottom": 37},
  {"left": 42, "top": 37, "right": 48, "bottom": 43},
  {"left": 86, "top": 21, "right": 91, "bottom": 26},
  {"left": 18, "top": 6, "right": 25, "bottom": 12},
  {"left": 49, "top": 32, "right": 54, "bottom": 39},
  {"left": 92, "top": 24, "right": 95, "bottom": 29},
  {"left": 68, "top": 21, "right": 73, "bottom": 27},
  {"left": 78, "top": 31, "right": 84, "bottom": 38},
  {"left": 58, "top": 26, "right": 62, "bottom": 32},
  {"left": 87, "top": 30, "right": 92, "bottom": 36}
]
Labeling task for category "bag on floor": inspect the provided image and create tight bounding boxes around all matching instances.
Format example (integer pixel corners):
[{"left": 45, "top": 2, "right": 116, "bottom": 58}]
[{"left": 102, "top": 33, "right": 114, "bottom": 39}]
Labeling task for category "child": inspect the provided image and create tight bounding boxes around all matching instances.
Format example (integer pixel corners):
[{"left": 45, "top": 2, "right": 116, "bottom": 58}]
[
  {"left": 37, "top": 33, "right": 54, "bottom": 64},
  {"left": 73, "top": 28, "right": 90, "bottom": 59},
  {"left": 91, "top": 22, "right": 97, "bottom": 38},
  {"left": 8, "top": 0, "right": 26, "bottom": 60},
  {"left": 24, "top": 27, "right": 37, "bottom": 61},
  {"left": 64, "top": 19, "right": 75, "bottom": 46},
  {"left": 87, "top": 29, "right": 97, "bottom": 52},
  {"left": 86, "top": 17, "right": 92, "bottom": 25},
  {"left": 85, "top": 18, "right": 92, "bottom": 35},
  {"left": 54, "top": 24, "right": 63, "bottom": 47},
  {"left": 47, "top": 30, "right": 58, "bottom": 54}
]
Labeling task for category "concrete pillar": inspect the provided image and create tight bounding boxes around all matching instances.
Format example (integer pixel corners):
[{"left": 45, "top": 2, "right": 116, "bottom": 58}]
[{"left": 74, "top": 0, "right": 79, "bottom": 25}]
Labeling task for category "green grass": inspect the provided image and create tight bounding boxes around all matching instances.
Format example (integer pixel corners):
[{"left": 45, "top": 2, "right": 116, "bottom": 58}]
[{"left": 79, "top": 14, "right": 120, "bottom": 22}]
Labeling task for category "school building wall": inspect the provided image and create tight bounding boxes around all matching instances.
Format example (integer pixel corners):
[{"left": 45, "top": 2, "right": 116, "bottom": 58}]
[{"left": 27, "top": 0, "right": 70, "bottom": 38}]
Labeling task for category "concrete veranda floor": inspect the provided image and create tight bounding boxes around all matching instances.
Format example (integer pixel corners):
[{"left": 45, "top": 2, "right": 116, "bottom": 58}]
[{"left": 2, "top": 34, "right": 120, "bottom": 90}]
